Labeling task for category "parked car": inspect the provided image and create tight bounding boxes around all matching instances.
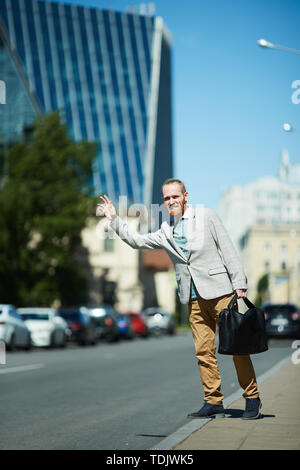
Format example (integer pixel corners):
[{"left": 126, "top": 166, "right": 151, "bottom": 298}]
[
  {"left": 142, "top": 307, "right": 176, "bottom": 336},
  {"left": 58, "top": 307, "right": 97, "bottom": 346},
  {"left": 126, "top": 311, "right": 149, "bottom": 338},
  {"left": 0, "top": 304, "right": 31, "bottom": 351},
  {"left": 264, "top": 303, "right": 300, "bottom": 338},
  {"left": 116, "top": 312, "right": 135, "bottom": 339},
  {"left": 18, "top": 308, "right": 68, "bottom": 348},
  {"left": 88, "top": 306, "right": 119, "bottom": 342}
]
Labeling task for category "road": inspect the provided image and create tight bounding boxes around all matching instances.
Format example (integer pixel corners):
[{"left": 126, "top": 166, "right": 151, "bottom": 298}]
[{"left": 0, "top": 332, "right": 293, "bottom": 450}]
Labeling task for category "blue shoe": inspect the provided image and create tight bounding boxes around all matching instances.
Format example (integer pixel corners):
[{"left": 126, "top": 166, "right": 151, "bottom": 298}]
[
  {"left": 187, "top": 402, "right": 225, "bottom": 419},
  {"left": 242, "top": 398, "right": 262, "bottom": 420}
]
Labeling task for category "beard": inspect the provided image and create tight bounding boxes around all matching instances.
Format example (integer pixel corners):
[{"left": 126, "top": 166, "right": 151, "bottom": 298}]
[{"left": 168, "top": 199, "right": 186, "bottom": 217}]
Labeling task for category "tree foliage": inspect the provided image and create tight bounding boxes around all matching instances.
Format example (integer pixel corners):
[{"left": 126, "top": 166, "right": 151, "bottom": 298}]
[
  {"left": 254, "top": 273, "right": 269, "bottom": 307},
  {"left": 0, "top": 111, "right": 97, "bottom": 307}
]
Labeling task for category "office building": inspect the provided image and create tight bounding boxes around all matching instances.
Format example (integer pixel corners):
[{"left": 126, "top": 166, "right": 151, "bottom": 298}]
[
  {"left": 0, "top": 0, "right": 173, "bottom": 205},
  {"left": 218, "top": 150, "right": 300, "bottom": 250},
  {"left": 240, "top": 223, "right": 300, "bottom": 305}
]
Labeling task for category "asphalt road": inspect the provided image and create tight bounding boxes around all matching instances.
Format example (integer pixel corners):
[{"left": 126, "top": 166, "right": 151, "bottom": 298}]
[{"left": 0, "top": 332, "right": 293, "bottom": 450}]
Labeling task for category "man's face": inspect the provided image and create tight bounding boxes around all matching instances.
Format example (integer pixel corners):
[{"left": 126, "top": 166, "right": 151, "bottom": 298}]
[{"left": 162, "top": 183, "right": 188, "bottom": 218}]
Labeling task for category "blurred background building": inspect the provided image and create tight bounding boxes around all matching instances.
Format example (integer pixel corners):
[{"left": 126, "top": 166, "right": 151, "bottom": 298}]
[
  {"left": 218, "top": 150, "right": 300, "bottom": 251},
  {"left": 219, "top": 149, "right": 300, "bottom": 305},
  {"left": 0, "top": 0, "right": 175, "bottom": 311},
  {"left": 240, "top": 223, "right": 300, "bottom": 305},
  {"left": 0, "top": 0, "right": 173, "bottom": 206}
]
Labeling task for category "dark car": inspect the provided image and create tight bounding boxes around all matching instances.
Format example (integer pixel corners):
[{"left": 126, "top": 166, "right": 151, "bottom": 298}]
[
  {"left": 88, "top": 306, "right": 119, "bottom": 342},
  {"left": 264, "top": 303, "right": 300, "bottom": 338},
  {"left": 58, "top": 307, "right": 97, "bottom": 346},
  {"left": 142, "top": 307, "right": 176, "bottom": 336}
]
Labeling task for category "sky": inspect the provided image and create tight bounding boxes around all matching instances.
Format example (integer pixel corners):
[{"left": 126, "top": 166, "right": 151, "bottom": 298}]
[{"left": 47, "top": 0, "right": 300, "bottom": 209}]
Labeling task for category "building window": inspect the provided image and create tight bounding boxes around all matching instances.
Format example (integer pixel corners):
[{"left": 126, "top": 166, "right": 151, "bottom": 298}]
[
  {"left": 281, "top": 261, "right": 287, "bottom": 271},
  {"left": 281, "top": 244, "right": 287, "bottom": 253},
  {"left": 264, "top": 243, "right": 271, "bottom": 253},
  {"left": 265, "top": 261, "right": 270, "bottom": 271},
  {"left": 104, "top": 238, "right": 115, "bottom": 252}
]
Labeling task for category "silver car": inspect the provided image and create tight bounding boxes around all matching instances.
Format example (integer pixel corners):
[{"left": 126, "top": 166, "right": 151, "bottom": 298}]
[
  {"left": 142, "top": 307, "right": 176, "bottom": 336},
  {"left": 0, "top": 304, "right": 32, "bottom": 350},
  {"left": 18, "top": 308, "right": 68, "bottom": 348}
]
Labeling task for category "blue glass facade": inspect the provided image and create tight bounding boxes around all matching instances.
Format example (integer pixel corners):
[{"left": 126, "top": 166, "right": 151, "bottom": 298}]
[{"left": 0, "top": 0, "right": 173, "bottom": 205}]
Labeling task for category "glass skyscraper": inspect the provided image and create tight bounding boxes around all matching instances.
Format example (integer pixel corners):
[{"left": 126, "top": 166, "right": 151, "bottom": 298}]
[{"left": 0, "top": 0, "right": 173, "bottom": 205}]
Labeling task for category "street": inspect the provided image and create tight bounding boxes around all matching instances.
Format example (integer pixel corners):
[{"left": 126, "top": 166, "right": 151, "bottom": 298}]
[{"left": 0, "top": 332, "right": 293, "bottom": 450}]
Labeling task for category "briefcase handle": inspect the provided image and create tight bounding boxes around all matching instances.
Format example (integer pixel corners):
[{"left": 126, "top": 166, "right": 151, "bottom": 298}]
[{"left": 228, "top": 294, "right": 256, "bottom": 310}]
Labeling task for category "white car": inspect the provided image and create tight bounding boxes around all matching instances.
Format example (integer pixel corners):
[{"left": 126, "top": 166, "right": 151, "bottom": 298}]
[
  {"left": 18, "top": 308, "right": 68, "bottom": 348},
  {"left": 142, "top": 308, "right": 176, "bottom": 336},
  {"left": 0, "top": 304, "right": 32, "bottom": 350}
]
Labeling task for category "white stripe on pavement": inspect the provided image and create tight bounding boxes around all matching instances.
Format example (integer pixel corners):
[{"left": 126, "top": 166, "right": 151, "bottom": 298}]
[{"left": 0, "top": 363, "right": 45, "bottom": 374}]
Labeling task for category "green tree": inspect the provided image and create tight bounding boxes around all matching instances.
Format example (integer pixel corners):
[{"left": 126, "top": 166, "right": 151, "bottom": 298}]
[
  {"left": 0, "top": 111, "right": 97, "bottom": 306},
  {"left": 254, "top": 273, "right": 269, "bottom": 307}
]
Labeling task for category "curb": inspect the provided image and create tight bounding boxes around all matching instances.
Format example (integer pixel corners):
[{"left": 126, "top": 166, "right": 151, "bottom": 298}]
[{"left": 150, "top": 355, "right": 291, "bottom": 450}]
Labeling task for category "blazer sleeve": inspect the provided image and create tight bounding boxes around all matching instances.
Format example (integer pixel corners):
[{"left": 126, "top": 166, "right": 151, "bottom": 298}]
[
  {"left": 207, "top": 209, "right": 248, "bottom": 290},
  {"left": 109, "top": 216, "right": 163, "bottom": 250}
]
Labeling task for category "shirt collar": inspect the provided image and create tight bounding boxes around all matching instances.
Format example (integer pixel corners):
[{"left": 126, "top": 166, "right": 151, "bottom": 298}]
[
  {"left": 182, "top": 205, "right": 193, "bottom": 219},
  {"left": 173, "top": 205, "right": 192, "bottom": 227}
]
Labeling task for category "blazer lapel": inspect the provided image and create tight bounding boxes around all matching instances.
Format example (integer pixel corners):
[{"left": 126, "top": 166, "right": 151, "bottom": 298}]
[
  {"left": 186, "top": 207, "right": 196, "bottom": 261},
  {"left": 186, "top": 207, "right": 205, "bottom": 258},
  {"left": 162, "top": 223, "right": 187, "bottom": 261}
]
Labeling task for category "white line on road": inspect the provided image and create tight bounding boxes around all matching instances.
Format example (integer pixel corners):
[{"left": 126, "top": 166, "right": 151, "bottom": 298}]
[{"left": 0, "top": 363, "right": 45, "bottom": 374}]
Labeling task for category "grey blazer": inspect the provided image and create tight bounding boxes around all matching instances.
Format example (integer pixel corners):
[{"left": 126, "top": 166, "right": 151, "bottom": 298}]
[{"left": 110, "top": 206, "right": 247, "bottom": 304}]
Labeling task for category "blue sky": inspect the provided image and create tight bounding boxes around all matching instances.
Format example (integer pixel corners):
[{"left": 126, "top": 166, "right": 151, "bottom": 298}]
[{"left": 50, "top": 0, "right": 300, "bottom": 209}]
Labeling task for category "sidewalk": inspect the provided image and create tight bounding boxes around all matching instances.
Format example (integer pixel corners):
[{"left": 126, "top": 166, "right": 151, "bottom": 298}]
[{"left": 173, "top": 358, "right": 300, "bottom": 450}]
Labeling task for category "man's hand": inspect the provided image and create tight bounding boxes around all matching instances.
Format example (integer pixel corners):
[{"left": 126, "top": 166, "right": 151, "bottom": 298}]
[
  {"left": 234, "top": 289, "right": 247, "bottom": 299},
  {"left": 96, "top": 195, "right": 117, "bottom": 221}
]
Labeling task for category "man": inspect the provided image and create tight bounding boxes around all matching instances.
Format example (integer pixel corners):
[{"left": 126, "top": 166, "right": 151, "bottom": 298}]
[{"left": 96, "top": 179, "right": 261, "bottom": 420}]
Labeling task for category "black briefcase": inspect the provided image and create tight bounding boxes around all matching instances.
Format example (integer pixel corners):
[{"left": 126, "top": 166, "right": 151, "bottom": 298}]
[{"left": 218, "top": 294, "right": 268, "bottom": 355}]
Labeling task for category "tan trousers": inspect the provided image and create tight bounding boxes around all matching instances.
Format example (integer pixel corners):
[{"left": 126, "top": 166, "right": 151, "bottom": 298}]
[{"left": 189, "top": 293, "right": 259, "bottom": 406}]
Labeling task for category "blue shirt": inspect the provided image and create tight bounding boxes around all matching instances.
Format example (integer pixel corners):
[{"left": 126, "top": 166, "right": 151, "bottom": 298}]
[{"left": 173, "top": 217, "right": 200, "bottom": 301}]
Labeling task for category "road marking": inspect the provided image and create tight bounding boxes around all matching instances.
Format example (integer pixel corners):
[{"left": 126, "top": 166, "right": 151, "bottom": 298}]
[
  {"left": 0, "top": 363, "right": 45, "bottom": 374},
  {"left": 151, "top": 354, "right": 291, "bottom": 450}
]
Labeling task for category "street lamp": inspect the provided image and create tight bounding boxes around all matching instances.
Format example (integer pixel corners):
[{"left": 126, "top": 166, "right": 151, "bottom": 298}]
[
  {"left": 257, "top": 39, "right": 300, "bottom": 55},
  {"left": 283, "top": 123, "right": 300, "bottom": 134},
  {"left": 283, "top": 123, "right": 293, "bottom": 132}
]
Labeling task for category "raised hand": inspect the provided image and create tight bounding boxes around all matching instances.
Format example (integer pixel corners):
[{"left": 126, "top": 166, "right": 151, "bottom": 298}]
[{"left": 96, "top": 195, "right": 117, "bottom": 221}]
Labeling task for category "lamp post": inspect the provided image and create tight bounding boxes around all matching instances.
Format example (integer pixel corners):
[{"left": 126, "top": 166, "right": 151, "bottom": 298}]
[
  {"left": 283, "top": 123, "right": 300, "bottom": 134},
  {"left": 257, "top": 39, "right": 300, "bottom": 55}
]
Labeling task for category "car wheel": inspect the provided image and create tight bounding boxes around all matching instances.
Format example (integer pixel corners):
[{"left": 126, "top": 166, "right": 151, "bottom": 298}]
[
  {"left": 48, "top": 334, "right": 55, "bottom": 348},
  {"left": 107, "top": 334, "right": 119, "bottom": 343},
  {"left": 60, "top": 335, "right": 67, "bottom": 348},
  {"left": 7, "top": 333, "right": 15, "bottom": 352},
  {"left": 79, "top": 334, "right": 88, "bottom": 346},
  {"left": 24, "top": 333, "right": 32, "bottom": 351}
]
